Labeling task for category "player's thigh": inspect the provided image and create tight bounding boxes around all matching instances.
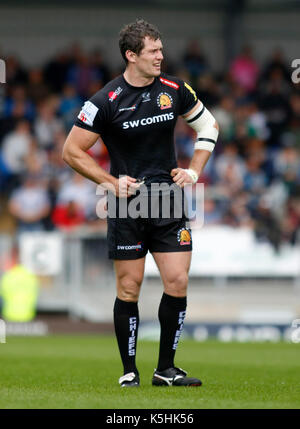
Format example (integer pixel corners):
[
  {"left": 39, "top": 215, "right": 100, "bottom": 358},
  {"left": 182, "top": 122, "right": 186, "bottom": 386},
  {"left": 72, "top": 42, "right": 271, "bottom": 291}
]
[
  {"left": 114, "top": 257, "right": 146, "bottom": 300},
  {"left": 152, "top": 251, "right": 192, "bottom": 296},
  {"left": 107, "top": 215, "right": 148, "bottom": 260}
]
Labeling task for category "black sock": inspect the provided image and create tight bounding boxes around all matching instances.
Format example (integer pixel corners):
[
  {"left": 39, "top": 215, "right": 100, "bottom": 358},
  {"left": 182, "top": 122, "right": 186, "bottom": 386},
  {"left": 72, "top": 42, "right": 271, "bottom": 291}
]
[
  {"left": 113, "top": 297, "right": 139, "bottom": 375},
  {"left": 157, "top": 293, "right": 187, "bottom": 372}
]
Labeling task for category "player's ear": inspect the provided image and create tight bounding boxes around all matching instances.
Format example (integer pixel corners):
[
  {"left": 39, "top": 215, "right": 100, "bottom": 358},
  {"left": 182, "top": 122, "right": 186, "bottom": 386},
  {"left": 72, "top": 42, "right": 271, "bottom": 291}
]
[{"left": 125, "top": 50, "right": 136, "bottom": 64}]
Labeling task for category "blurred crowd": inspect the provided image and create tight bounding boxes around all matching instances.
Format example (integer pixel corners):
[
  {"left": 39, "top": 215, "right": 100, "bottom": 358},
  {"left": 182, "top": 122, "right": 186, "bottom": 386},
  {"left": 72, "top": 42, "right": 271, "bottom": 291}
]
[{"left": 0, "top": 41, "right": 299, "bottom": 250}]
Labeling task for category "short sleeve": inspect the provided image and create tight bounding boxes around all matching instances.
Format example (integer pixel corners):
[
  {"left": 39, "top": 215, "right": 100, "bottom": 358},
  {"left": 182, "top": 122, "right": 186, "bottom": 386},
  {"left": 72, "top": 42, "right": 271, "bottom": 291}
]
[
  {"left": 74, "top": 91, "right": 109, "bottom": 135},
  {"left": 178, "top": 81, "right": 198, "bottom": 116}
]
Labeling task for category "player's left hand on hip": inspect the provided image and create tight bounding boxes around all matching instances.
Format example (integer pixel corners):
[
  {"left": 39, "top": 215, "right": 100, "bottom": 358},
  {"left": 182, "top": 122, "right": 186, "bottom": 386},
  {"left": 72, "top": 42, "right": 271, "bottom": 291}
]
[{"left": 171, "top": 168, "right": 195, "bottom": 188}]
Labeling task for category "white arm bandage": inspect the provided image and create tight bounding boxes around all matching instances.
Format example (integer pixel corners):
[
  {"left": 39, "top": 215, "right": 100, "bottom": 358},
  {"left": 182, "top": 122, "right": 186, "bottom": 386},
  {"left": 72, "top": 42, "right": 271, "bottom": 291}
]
[{"left": 184, "top": 102, "right": 219, "bottom": 152}]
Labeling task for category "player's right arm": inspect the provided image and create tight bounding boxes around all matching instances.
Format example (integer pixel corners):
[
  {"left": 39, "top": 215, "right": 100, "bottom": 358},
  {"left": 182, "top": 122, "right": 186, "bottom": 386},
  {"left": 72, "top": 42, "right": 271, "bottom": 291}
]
[
  {"left": 62, "top": 126, "right": 117, "bottom": 188},
  {"left": 63, "top": 97, "right": 138, "bottom": 197}
]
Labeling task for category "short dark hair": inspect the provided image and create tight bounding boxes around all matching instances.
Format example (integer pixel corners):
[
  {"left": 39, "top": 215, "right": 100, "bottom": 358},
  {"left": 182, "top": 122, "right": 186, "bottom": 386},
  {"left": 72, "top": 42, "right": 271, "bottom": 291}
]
[{"left": 119, "top": 19, "right": 162, "bottom": 64}]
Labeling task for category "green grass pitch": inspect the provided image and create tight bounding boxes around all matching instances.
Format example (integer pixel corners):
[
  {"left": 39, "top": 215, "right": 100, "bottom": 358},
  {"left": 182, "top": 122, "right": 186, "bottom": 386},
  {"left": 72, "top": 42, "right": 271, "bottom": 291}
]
[{"left": 0, "top": 335, "right": 299, "bottom": 409}]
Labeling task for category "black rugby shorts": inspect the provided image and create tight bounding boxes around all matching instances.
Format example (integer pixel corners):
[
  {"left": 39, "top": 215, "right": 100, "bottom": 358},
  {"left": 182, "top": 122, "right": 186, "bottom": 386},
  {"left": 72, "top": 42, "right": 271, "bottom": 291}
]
[{"left": 107, "top": 192, "right": 192, "bottom": 260}]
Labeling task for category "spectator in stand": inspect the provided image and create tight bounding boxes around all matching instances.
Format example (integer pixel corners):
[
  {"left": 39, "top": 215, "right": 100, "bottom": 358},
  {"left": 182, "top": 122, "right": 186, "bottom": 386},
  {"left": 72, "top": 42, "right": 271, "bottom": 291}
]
[
  {"left": 244, "top": 139, "right": 274, "bottom": 185},
  {"left": 273, "top": 143, "right": 300, "bottom": 179},
  {"left": 45, "top": 130, "right": 73, "bottom": 191},
  {"left": 87, "top": 137, "right": 110, "bottom": 172},
  {"left": 211, "top": 95, "right": 235, "bottom": 142},
  {"left": 27, "top": 68, "right": 50, "bottom": 104},
  {"left": 183, "top": 39, "right": 209, "bottom": 86},
  {"left": 247, "top": 101, "right": 270, "bottom": 141},
  {"left": 52, "top": 199, "right": 85, "bottom": 231},
  {"left": 67, "top": 41, "right": 84, "bottom": 68},
  {"left": 228, "top": 192, "right": 254, "bottom": 228},
  {"left": 58, "top": 84, "right": 82, "bottom": 132},
  {"left": 89, "top": 48, "right": 111, "bottom": 86},
  {"left": 8, "top": 174, "right": 50, "bottom": 233},
  {"left": 273, "top": 143, "right": 300, "bottom": 196},
  {"left": 34, "top": 97, "right": 64, "bottom": 150},
  {"left": 5, "top": 55, "right": 27, "bottom": 87},
  {"left": 0, "top": 119, "right": 33, "bottom": 193},
  {"left": 195, "top": 73, "right": 219, "bottom": 108},
  {"left": 0, "top": 87, "right": 33, "bottom": 140},
  {"left": 85, "top": 80, "right": 105, "bottom": 99},
  {"left": 230, "top": 45, "right": 259, "bottom": 93},
  {"left": 252, "top": 196, "right": 282, "bottom": 252},
  {"left": 281, "top": 195, "right": 300, "bottom": 246},
  {"left": 260, "top": 48, "right": 291, "bottom": 87},
  {"left": 3, "top": 85, "right": 35, "bottom": 122},
  {"left": 203, "top": 198, "right": 223, "bottom": 225},
  {"left": 43, "top": 50, "right": 70, "bottom": 93},
  {"left": 214, "top": 142, "right": 246, "bottom": 185},
  {"left": 229, "top": 80, "right": 249, "bottom": 104},
  {"left": 41, "top": 130, "right": 73, "bottom": 230},
  {"left": 259, "top": 67, "right": 291, "bottom": 146},
  {"left": 283, "top": 92, "right": 300, "bottom": 150},
  {"left": 243, "top": 155, "right": 268, "bottom": 194},
  {"left": 0, "top": 41, "right": 299, "bottom": 247},
  {"left": 173, "top": 68, "right": 191, "bottom": 85},
  {"left": 66, "top": 51, "right": 99, "bottom": 98},
  {"left": 222, "top": 192, "right": 253, "bottom": 229},
  {"left": 229, "top": 100, "right": 257, "bottom": 150},
  {"left": 215, "top": 163, "right": 245, "bottom": 199},
  {"left": 56, "top": 172, "right": 98, "bottom": 221},
  {"left": 24, "top": 138, "right": 48, "bottom": 178}
]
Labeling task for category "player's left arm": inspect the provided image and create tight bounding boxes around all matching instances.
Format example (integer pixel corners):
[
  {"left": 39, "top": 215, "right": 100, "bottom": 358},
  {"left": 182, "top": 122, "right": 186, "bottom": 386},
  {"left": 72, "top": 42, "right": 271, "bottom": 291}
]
[{"left": 171, "top": 100, "right": 219, "bottom": 187}]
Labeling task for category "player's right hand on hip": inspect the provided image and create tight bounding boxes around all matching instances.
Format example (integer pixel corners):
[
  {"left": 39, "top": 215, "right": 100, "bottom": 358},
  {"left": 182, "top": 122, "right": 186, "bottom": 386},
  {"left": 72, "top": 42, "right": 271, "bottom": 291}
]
[{"left": 116, "top": 175, "right": 140, "bottom": 197}]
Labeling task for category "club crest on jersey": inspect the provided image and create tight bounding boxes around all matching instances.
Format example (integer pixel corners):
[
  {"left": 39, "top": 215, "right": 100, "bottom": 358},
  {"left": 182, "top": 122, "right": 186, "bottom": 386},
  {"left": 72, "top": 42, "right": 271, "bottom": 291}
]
[
  {"left": 157, "top": 92, "right": 173, "bottom": 110},
  {"left": 108, "top": 86, "right": 122, "bottom": 102},
  {"left": 177, "top": 228, "right": 191, "bottom": 245}
]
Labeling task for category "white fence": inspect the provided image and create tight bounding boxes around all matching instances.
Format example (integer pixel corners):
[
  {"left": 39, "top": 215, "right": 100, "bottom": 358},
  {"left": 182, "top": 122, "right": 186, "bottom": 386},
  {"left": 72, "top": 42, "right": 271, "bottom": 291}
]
[
  {"left": 145, "top": 226, "right": 300, "bottom": 278},
  {"left": 11, "top": 227, "right": 300, "bottom": 281},
  {"left": 0, "top": 227, "right": 299, "bottom": 320}
]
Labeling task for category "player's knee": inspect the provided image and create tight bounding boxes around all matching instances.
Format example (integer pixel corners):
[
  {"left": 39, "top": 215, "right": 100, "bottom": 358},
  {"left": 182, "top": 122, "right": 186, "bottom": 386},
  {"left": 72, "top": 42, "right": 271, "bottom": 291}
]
[
  {"left": 165, "top": 272, "right": 188, "bottom": 296},
  {"left": 117, "top": 275, "right": 142, "bottom": 302}
]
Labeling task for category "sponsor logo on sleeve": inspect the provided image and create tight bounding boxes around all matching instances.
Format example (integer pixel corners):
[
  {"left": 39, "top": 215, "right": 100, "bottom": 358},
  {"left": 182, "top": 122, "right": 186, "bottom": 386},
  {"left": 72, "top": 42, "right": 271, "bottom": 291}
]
[
  {"left": 177, "top": 228, "right": 192, "bottom": 245},
  {"left": 108, "top": 86, "right": 123, "bottom": 102},
  {"left": 77, "top": 101, "right": 99, "bottom": 126},
  {"left": 157, "top": 92, "right": 173, "bottom": 110},
  {"left": 159, "top": 76, "right": 179, "bottom": 90}
]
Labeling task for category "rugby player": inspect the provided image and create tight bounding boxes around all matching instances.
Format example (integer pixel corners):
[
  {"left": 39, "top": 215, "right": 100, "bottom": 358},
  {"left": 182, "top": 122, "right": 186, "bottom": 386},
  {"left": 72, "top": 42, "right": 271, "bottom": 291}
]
[{"left": 63, "top": 19, "right": 219, "bottom": 387}]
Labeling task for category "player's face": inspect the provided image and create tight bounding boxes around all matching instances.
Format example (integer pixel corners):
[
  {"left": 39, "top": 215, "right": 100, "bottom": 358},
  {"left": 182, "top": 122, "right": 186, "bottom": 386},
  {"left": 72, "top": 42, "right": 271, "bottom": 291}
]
[{"left": 135, "top": 37, "right": 164, "bottom": 78}]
